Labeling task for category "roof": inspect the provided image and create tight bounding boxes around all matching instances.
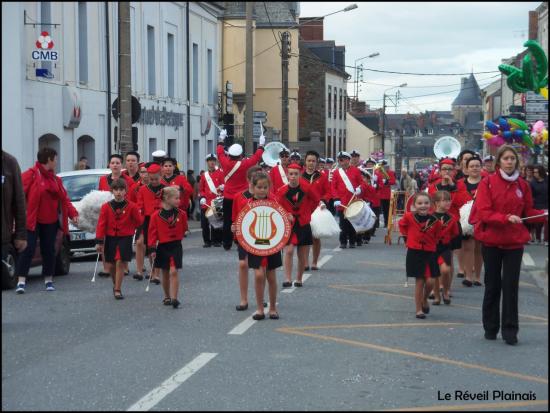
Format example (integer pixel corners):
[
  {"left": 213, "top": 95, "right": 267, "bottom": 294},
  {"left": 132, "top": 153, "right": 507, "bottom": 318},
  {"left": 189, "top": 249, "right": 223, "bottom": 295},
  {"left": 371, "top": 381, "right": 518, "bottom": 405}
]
[
  {"left": 354, "top": 115, "right": 380, "bottom": 133},
  {"left": 301, "top": 40, "right": 350, "bottom": 78},
  {"left": 452, "top": 73, "right": 482, "bottom": 106}
]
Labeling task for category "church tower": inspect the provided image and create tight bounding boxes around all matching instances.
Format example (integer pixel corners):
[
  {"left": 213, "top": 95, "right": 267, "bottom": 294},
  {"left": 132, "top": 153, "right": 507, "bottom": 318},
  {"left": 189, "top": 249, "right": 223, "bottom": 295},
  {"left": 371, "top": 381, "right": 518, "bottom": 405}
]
[{"left": 451, "top": 73, "right": 482, "bottom": 125}]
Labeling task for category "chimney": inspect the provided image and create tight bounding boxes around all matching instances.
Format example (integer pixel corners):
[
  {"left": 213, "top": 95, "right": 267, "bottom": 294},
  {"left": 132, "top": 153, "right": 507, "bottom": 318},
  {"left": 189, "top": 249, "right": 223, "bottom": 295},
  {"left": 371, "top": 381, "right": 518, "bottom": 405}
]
[
  {"left": 299, "top": 17, "right": 324, "bottom": 41},
  {"left": 528, "top": 10, "right": 538, "bottom": 40}
]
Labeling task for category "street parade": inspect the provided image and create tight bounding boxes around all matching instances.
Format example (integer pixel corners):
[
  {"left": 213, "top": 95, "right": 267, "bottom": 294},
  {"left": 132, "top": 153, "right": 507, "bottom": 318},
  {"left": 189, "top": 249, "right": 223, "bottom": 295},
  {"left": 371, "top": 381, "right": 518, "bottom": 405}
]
[{"left": 2, "top": 2, "right": 549, "bottom": 411}]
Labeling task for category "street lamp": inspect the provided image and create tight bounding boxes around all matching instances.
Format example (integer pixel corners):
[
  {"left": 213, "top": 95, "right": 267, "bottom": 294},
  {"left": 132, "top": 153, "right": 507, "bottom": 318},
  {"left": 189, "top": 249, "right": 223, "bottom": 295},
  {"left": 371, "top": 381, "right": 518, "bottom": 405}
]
[
  {"left": 353, "top": 52, "right": 380, "bottom": 101},
  {"left": 381, "top": 83, "right": 407, "bottom": 161}
]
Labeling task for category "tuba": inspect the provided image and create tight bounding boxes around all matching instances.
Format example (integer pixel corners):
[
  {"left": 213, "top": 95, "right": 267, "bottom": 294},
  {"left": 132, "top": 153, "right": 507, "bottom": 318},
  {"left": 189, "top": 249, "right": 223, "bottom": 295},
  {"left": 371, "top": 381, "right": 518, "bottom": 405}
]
[
  {"left": 262, "top": 141, "right": 289, "bottom": 167},
  {"left": 374, "top": 163, "right": 390, "bottom": 180},
  {"left": 433, "top": 136, "right": 461, "bottom": 159}
]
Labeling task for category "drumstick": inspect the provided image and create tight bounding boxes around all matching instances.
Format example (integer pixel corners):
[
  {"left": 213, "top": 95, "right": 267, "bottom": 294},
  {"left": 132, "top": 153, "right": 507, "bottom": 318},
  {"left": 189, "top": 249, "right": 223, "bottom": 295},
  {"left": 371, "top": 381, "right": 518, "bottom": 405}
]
[
  {"left": 91, "top": 252, "right": 100, "bottom": 283},
  {"left": 520, "top": 213, "right": 548, "bottom": 221}
]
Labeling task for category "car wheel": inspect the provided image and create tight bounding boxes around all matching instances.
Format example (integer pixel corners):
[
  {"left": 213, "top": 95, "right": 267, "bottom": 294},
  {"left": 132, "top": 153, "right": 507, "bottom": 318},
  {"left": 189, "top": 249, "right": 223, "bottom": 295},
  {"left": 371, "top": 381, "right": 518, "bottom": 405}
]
[
  {"left": 55, "top": 239, "right": 71, "bottom": 276},
  {"left": 2, "top": 244, "right": 18, "bottom": 290}
]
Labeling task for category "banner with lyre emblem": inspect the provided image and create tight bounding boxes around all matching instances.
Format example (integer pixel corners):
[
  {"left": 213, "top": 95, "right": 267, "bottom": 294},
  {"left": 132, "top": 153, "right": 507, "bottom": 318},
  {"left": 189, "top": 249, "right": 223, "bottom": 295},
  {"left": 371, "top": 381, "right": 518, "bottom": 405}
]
[{"left": 235, "top": 199, "right": 292, "bottom": 256}]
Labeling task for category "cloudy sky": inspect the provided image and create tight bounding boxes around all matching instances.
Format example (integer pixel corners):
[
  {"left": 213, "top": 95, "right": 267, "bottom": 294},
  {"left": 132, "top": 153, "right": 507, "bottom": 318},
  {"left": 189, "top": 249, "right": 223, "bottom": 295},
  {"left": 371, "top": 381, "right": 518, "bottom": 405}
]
[{"left": 299, "top": 2, "right": 541, "bottom": 113}]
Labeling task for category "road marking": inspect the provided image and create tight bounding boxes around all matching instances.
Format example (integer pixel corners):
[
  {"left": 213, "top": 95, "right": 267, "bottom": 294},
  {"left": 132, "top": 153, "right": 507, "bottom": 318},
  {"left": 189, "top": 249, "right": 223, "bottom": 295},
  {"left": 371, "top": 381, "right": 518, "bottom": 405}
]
[
  {"left": 277, "top": 328, "right": 548, "bottom": 385},
  {"left": 332, "top": 247, "right": 341, "bottom": 252},
  {"left": 384, "top": 400, "right": 548, "bottom": 411},
  {"left": 523, "top": 252, "right": 535, "bottom": 266},
  {"left": 127, "top": 352, "right": 217, "bottom": 411},
  {"left": 317, "top": 255, "right": 332, "bottom": 268},
  {"left": 227, "top": 302, "right": 278, "bottom": 334},
  {"left": 329, "top": 285, "right": 548, "bottom": 321},
  {"left": 357, "top": 260, "right": 403, "bottom": 269},
  {"left": 281, "top": 273, "right": 311, "bottom": 294}
]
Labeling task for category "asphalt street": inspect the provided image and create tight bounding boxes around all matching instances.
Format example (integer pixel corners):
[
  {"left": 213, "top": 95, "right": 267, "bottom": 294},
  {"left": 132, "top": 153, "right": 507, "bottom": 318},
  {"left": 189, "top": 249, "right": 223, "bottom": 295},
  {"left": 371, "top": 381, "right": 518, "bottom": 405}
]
[{"left": 2, "top": 219, "right": 548, "bottom": 411}]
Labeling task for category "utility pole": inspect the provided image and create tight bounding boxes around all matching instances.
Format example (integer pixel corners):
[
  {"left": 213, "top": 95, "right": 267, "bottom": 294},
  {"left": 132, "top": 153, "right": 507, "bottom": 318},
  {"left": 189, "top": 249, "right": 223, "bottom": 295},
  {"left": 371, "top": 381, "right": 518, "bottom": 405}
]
[
  {"left": 245, "top": 2, "right": 254, "bottom": 154},
  {"left": 281, "top": 31, "right": 290, "bottom": 147},
  {"left": 118, "top": 2, "right": 132, "bottom": 156},
  {"left": 381, "top": 94, "right": 386, "bottom": 156}
]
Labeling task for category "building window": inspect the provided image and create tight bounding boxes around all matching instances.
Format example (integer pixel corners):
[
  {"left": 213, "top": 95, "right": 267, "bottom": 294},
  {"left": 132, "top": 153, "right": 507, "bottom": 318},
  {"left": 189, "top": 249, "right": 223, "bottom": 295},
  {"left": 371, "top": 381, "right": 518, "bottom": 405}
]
[
  {"left": 328, "top": 86, "right": 332, "bottom": 118},
  {"left": 334, "top": 88, "right": 337, "bottom": 119},
  {"left": 338, "top": 129, "right": 342, "bottom": 152},
  {"left": 343, "top": 129, "right": 346, "bottom": 151},
  {"left": 339, "top": 89, "right": 343, "bottom": 120},
  {"left": 344, "top": 91, "right": 347, "bottom": 120},
  {"left": 327, "top": 129, "right": 332, "bottom": 158},
  {"left": 78, "top": 2, "right": 88, "bottom": 84},
  {"left": 149, "top": 138, "right": 157, "bottom": 160},
  {"left": 428, "top": 128, "right": 433, "bottom": 135},
  {"left": 192, "top": 43, "right": 199, "bottom": 103},
  {"left": 167, "top": 33, "right": 175, "bottom": 98},
  {"left": 333, "top": 128, "right": 337, "bottom": 155},
  {"left": 207, "top": 48, "right": 213, "bottom": 105},
  {"left": 147, "top": 25, "right": 156, "bottom": 95},
  {"left": 168, "top": 139, "right": 177, "bottom": 158}
]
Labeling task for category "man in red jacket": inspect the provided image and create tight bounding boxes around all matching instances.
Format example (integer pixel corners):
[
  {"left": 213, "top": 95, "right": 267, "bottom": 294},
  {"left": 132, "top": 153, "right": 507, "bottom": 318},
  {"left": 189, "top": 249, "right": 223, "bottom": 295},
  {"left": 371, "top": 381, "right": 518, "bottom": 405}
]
[
  {"left": 269, "top": 147, "right": 290, "bottom": 194},
  {"left": 331, "top": 151, "right": 363, "bottom": 248},
  {"left": 198, "top": 153, "right": 224, "bottom": 247},
  {"left": 217, "top": 129, "right": 265, "bottom": 250},
  {"left": 375, "top": 159, "right": 396, "bottom": 228}
]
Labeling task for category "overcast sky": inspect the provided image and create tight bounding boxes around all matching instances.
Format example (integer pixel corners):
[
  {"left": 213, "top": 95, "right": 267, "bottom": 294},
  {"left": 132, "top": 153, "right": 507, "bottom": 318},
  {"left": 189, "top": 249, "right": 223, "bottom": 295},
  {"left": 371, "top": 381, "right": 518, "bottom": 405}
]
[{"left": 299, "top": 2, "right": 542, "bottom": 113}]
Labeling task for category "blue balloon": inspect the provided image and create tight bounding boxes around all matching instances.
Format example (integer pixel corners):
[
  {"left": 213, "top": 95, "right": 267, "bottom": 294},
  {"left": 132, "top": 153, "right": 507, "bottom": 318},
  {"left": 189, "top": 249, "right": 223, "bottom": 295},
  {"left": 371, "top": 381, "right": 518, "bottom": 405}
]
[
  {"left": 485, "top": 121, "right": 499, "bottom": 135},
  {"left": 512, "top": 129, "right": 524, "bottom": 142},
  {"left": 499, "top": 117, "right": 510, "bottom": 131},
  {"left": 503, "top": 131, "right": 513, "bottom": 141}
]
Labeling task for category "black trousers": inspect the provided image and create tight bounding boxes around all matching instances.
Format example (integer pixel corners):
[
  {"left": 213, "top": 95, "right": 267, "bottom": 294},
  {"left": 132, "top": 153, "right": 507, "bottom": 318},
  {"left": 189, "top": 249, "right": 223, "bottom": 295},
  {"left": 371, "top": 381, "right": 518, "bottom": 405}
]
[
  {"left": 481, "top": 245, "right": 523, "bottom": 340},
  {"left": 201, "top": 209, "right": 222, "bottom": 245},
  {"left": 15, "top": 222, "right": 58, "bottom": 277},
  {"left": 380, "top": 199, "right": 390, "bottom": 228},
  {"left": 338, "top": 210, "right": 356, "bottom": 245},
  {"left": 222, "top": 198, "right": 234, "bottom": 249},
  {"left": 370, "top": 206, "right": 381, "bottom": 236}
]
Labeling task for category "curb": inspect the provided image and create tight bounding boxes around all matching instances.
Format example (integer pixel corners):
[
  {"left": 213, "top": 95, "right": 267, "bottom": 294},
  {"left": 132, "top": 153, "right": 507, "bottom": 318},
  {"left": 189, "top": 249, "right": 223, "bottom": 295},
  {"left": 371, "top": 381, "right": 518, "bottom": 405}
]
[{"left": 527, "top": 259, "right": 548, "bottom": 297}]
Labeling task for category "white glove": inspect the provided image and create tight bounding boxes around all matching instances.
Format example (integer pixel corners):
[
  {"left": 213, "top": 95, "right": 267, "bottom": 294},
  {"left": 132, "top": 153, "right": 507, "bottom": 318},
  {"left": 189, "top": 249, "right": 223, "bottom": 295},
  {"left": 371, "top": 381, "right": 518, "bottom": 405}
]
[
  {"left": 259, "top": 133, "right": 266, "bottom": 146},
  {"left": 372, "top": 174, "right": 378, "bottom": 183},
  {"left": 219, "top": 129, "right": 227, "bottom": 142},
  {"left": 334, "top": 200, "right": 342, "bottom": 208},
  {"left": 199, "top": 198, "right": 207, "bottom": 206},
  {"left": 218, "top": 184, "right": 224, "bottom": 192},
  {"left": 319, "top": 201, "right": 326, "bottom": 210},
  {"left": 354, "top": 187, "right": 362, "bottom": 196}
]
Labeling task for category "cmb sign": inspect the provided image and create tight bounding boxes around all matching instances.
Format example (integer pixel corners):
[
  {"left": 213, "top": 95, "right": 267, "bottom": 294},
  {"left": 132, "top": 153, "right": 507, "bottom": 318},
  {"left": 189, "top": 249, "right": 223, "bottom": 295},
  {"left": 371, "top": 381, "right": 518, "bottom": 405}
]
[{"left": 31, "top": 31, "right": 58, "bottom": 61}]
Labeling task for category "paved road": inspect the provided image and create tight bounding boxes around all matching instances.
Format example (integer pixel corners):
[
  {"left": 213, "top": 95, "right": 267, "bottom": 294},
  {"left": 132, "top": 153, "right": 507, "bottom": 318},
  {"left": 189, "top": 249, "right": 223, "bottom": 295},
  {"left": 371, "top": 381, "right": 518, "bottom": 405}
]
[{"left": 2, "top": 221, "right": 548, "bottom": 411}]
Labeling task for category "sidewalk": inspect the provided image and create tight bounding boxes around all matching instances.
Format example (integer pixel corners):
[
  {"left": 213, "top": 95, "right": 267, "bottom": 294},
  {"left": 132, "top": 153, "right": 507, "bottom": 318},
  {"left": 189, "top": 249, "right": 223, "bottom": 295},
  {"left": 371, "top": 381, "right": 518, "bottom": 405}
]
[{"left": 523, "top": 243, "right": 548, "bottom": 296}]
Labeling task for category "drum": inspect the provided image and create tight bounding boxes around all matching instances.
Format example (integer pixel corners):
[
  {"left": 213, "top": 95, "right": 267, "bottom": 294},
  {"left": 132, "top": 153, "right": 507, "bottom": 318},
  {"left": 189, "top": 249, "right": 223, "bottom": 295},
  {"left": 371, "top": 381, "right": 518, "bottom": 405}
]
[
  {"left": 206, "top": 196, "right": 224, "bottom": 228},
  {"left": 344, "top": 201, "right": 376, "bottom": 233}
]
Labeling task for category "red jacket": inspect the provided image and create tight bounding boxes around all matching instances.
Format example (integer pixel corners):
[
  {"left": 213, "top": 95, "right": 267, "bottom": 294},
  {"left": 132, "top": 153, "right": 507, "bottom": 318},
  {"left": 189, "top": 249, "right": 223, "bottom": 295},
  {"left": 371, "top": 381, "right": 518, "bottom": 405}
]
[
  {"left": 198, "top": 169, "right": 224, "bottom": 210},
  {"left": 136, "top": 184, "right": 165, "bottom": 217},
  {"left": 359, "top": 182, "right": 379, "bottom": 207},
  {"left": 375, "top": 168, "right": 396, "bottom": 200},
  {"left": 96, "top": 200, "right": 143, "bottom": 240},
  {"left": 98, "top": 173, "right": 135, "bottom": 197},
  {"left": 122, "top": 169, "right": 141, "bottom": 183},
  {"left": 232, "top": 189, "right": 254, "bottom": 222},
  {"left": 276, "top": 181, "right": 317, "bottom": 226},
  {"left": 428, "top": 180, "right": 462, "bottom": 220},
  {"left": 148, "top": 208, "right": 188, "bottom": 247},
  {"left": 469, "top": 171, "right": 546, "bottom": 249},
  {"left": 21, "top": 162, "right": 78, "bottom": 234},
  {"left": 433, "top": 212, "right": 460, "bottom": 246},
  {"left": 161, "top": 174, "right": 194, "bottom": 211},
  {"left": 216, "top": 143, "right": 264, "bottom": 200},
  {"left": 128, "top": 181, "right": 144, "bottom": 204},
  {"left": 331, "top": 166, "right": 363, "bottom": 210},
  {"left": 270, "top": 164, "right": 289, "bottom": 195},
  {"left": 303, "top": 170, "right": 330, "bottom": 205},
  {"left": 399, "top": 212, "right": 443, "bottom": 252}
]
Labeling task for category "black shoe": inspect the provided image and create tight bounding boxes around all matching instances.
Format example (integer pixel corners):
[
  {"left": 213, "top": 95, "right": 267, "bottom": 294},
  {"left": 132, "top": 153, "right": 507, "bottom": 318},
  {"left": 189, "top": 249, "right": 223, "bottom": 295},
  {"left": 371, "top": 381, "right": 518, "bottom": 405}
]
[
  {"left": 223, "top": 243, "right": 232, "bottom": 251},
  {"left": 339, "top": 244, "right": 347, "bottom": 249},
  {"left": 293, "top": 281, "right": 303, "bottom": 287},
  {"left": 236, "top": 303, "right": 248, "bottom": 311},
  {"left": 473, "top": 281, "right": 482, "bottom": 286},
  {"left": 416, "top": 313, "right": 426, "bottom": 319},
  {"left": 484, "top": 332, "right": 497, "bottom": 340},
  {"left": 456, "top": 272, "right": 465, "bottom": 278},
  {"left": 163, "top": 297, "right": 172, "bottom": 306},
  {"left": 124, "top": 270, "right": 129, "bottom": 276},
  {"left": 462, "top": 279, "right": 473, "bottom": 287},
  {"left": 213, "top": 243, "right": 222, "bottom": 247},
  {"left": 151, "top": 278, "right": 161, "bottom": 285},
  {"left": 171, "top": 299, "right": 180, "bottom": 309},
  {"left": 133, "top": 273, "right": 144, "bottom": 281},
  {"left": 304, "top": 266, "right": 310, "bottom": 271},
  {"left": 503, "top": 336, "right": 518, "bottom": 345},
  {"left": 252, "top": 313, "right": 265, "bottom": 320},
  {"left": 98, "top": 271, "right": 110, "bottom": 278},
  {"left": 269, "top": 312, "right": 280, "bottom": 320},
  {"left": 203, "top": 243, "right": 212, "bottom": 248},
  {"left": 282, "top": 281, "right": 293, "bottom": 288},
  {"left": 422, "top": 305, "right": 430, "bottom": 314},
  {"left": 443, "top": 297, "right": 451, "bottom": 305},
  {"left": 114, "top": 290, "right": 124, "bottom": 300}
]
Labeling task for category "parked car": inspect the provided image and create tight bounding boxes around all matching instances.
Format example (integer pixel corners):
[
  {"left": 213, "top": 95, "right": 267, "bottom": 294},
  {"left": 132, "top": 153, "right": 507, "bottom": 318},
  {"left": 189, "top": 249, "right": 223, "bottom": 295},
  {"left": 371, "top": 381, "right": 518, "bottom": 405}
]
[
  {"left": 58, "top": 169, "right": 111, "bottom": 257},
  {"left": 2, "top": 229, "right": 70, "bottom": 290}
]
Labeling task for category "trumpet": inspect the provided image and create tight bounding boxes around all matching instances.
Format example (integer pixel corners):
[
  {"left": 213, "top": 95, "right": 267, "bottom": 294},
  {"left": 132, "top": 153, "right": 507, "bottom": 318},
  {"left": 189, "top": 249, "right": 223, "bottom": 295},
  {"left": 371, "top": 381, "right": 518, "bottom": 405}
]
[{"left": 374, "top": 163, "right": 390, "bottom": 180}]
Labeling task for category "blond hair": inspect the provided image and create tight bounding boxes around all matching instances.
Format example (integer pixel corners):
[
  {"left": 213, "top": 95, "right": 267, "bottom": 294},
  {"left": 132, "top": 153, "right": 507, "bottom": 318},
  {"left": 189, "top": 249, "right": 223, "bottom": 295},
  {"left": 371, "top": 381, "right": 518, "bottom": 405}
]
[{"left": 161, "top": 186, "right": 179, "bottom": 201}]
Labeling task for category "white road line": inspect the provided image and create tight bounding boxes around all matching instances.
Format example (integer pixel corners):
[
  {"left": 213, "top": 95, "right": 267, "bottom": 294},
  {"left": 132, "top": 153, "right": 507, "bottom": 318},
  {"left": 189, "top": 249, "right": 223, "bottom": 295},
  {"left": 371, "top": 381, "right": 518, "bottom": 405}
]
[
  {"left": 317, "top": 255, "right": 333, "bottom": 268},
  {"left": 523, "top": 252, "right": 535, "bottom": 267},
  {"left": 227, "top": 301, "right": 277, "bottom": 335},
  {"left": 127, "top": 352, "right": 217, "bottom": 411},
  {"left": 281, "top": 273, "right": 311, "bottom": 294},
  {"left": 332, "top": 247, "right": 342, "bottom": 252},
  {"left": 189, "top": 228, "right": 202, "bottom": 233}
]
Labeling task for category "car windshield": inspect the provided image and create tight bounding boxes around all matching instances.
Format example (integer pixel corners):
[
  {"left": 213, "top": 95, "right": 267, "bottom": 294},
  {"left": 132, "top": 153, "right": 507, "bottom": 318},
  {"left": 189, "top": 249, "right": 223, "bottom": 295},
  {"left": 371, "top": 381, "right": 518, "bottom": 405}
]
[{"left": 61, "top": 174, "right": 102, "bottom": 202}]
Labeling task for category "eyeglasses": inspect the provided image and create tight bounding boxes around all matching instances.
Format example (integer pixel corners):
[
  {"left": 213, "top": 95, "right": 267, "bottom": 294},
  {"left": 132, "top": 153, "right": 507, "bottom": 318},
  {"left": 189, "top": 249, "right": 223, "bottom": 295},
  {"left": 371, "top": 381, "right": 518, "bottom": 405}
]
[{"left": 440, "top": 167, "right": 454, "bottom": 171}]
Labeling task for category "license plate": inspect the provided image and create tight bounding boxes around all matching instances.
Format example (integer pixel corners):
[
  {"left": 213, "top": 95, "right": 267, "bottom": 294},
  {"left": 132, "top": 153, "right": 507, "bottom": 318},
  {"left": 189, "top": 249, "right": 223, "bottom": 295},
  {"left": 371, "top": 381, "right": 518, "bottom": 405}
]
[{"left": 70, "top": 232, "right": 87, "bottom": 241}]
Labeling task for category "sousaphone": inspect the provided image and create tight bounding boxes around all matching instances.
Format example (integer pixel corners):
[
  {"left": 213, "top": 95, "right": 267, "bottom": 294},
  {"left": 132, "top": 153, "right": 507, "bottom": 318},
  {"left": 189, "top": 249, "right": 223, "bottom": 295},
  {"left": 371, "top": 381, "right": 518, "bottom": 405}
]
[
  {"left": 262, "top": 141, "right": 289, "bottom": 167},
  {"left": 433, "top": 136, "right": 461, "bottom": 159}
]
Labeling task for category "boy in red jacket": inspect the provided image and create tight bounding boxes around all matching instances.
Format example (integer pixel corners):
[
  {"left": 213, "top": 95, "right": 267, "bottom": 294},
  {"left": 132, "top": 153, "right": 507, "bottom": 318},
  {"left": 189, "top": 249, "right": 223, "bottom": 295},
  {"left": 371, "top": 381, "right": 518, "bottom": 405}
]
[
  {"left": 148, "top": 186, "right": 188, "bottom": 308},
  {"left": 96, "top": 179, "right": 143, "bottom": 299}
]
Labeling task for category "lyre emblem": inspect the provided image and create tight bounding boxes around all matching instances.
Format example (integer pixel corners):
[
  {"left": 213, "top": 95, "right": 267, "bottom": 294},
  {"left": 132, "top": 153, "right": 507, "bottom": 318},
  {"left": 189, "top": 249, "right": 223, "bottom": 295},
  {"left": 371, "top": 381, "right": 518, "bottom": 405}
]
[{"left": 249, "top": 210, "right": 277, "bottom": 245}]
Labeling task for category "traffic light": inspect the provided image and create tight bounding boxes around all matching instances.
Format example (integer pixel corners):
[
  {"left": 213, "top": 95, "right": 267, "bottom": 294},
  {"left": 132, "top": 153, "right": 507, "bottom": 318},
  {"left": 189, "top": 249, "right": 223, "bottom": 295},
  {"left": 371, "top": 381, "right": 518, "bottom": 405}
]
[{"left": 223, "top": 113, "right": 234, "bottom": 146}]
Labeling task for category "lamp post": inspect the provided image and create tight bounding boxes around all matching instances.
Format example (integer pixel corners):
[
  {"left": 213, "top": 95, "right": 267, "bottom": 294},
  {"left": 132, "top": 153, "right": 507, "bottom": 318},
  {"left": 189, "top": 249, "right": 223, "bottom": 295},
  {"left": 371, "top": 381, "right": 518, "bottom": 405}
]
[
  {"left": 381, "top": 83, "right": 407, "bottom": 160},
  {"left": 354, "top": 52, "right": 380, "bottom": 101}
]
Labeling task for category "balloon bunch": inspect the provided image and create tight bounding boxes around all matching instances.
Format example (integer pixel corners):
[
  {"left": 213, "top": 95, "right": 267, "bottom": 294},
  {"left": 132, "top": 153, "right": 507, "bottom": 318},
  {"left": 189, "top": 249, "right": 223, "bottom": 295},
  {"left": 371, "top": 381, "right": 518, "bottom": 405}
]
[
  {"left": 499, "top": 40, "right": 548, "bottom": 99},
  {"left": 531, "top": 120, "right": 548, "bottom": 146},
  {"left": 483, "top": 117, "right": 532, "bottom": 148}
]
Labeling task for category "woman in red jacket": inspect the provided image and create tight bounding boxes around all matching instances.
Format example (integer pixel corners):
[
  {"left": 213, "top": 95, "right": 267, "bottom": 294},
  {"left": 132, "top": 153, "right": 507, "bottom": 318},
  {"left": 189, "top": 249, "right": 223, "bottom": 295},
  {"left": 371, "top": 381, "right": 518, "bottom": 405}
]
[
  {"left": 15, "top": 147, "right": 78, "bottom": 293},
  {"left": 470, "top": 145, "right": 547, "bottom": 345}
]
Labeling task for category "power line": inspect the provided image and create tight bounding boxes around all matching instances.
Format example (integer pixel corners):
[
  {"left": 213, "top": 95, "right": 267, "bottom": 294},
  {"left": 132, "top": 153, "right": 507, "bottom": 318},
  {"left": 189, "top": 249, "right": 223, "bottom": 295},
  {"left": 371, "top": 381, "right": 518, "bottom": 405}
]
[
  {"left": 360, "top": 74, "right": 500, "bottom": 89},
  {"left": 263, "top": 2, "right": 282, "bottom": 53}
]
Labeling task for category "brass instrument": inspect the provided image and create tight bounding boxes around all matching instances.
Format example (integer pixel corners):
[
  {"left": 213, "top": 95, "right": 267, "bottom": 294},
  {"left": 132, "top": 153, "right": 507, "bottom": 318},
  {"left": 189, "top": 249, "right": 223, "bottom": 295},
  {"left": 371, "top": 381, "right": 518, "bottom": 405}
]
[{"left": 374, "top": 162, "right": 390, "bottom": 180}]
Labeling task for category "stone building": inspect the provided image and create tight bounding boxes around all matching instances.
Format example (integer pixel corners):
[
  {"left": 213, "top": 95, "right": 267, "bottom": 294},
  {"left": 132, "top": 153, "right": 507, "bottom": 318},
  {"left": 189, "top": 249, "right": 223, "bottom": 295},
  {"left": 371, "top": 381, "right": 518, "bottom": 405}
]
[{"left": 451, "top": 73, "right": 483, "bottom": 150}]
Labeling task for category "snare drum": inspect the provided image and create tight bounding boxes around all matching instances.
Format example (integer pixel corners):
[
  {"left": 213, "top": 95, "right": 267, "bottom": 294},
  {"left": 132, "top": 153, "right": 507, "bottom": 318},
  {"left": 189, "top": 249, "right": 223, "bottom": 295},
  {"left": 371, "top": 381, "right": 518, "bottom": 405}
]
[
  {"left": 206, "top": 197, "right": 224, "bottom": 228},
  {"left": 344, "top": 201, "right": 376, "bottom": 233}
]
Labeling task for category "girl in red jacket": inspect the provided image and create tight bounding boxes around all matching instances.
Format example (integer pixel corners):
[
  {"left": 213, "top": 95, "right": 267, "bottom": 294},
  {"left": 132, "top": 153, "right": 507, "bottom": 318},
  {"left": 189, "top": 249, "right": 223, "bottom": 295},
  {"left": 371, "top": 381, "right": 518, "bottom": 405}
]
[
  {"left": 399, "top": 192, "right": 443, "bottom": 319},
  {"left": 431, "top": 191, "right": 460, "bottom": 305},
  {"left": 95, "top": 179, "right": 143, "bottom": 299},
  {"left": 160, "top": 158, "right": 194, "bottom": 217},
  {"left": 148, "top": 186, "right": 188, "bottom": 309},
  {"left": 470, "top": 145, "right": 548, "bottom": 345},
  {"left": 129, "top": 163, "right": 149, "bottom": 281}
]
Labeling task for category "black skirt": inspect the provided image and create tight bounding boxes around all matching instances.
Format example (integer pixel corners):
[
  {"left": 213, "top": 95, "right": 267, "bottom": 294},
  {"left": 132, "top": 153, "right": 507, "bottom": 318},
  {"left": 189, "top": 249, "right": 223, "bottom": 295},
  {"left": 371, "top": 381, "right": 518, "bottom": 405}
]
[
  {"left": 248, "top": 251, "right": 282, "bottom": 270},
  {"left": 288, "top": 221, "right": 313, "bottom": 246},
  {"left": 142, "top": 216, "right": 153, "bottom": 254},
  {"left": 436, "top": 243, "right": 453, "bottom": 266},
  {"left": 104, "top": 235, "right": 133, "bottom": 263},
  {"left": 236, "top": 242, "right": 247, "bottom": 261},
  {"left": 450, "top": 222, "right": 463, "bottom": 250},
  {"left": 154, "top": 240, "right": 183, "bottom": 270},
  {"left": 406, "top": 248, "right": 440, "bottom": 279}
]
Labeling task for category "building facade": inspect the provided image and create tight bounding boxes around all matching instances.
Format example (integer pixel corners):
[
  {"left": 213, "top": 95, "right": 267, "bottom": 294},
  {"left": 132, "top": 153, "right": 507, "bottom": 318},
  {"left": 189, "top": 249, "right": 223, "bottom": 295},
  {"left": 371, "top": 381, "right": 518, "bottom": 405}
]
[{"left": 2, "top": 2, "right": 222, "bottom": 172}]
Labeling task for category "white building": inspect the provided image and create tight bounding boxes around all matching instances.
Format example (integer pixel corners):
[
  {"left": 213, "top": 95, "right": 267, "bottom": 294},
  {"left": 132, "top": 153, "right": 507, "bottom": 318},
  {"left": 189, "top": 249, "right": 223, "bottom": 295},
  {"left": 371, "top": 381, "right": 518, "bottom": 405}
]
[
  {"left": 325, "top": 72, "right": 348, "bottom": 157},
  {"left": 2, "top": 2, "right": 223, "bottom": 172}
]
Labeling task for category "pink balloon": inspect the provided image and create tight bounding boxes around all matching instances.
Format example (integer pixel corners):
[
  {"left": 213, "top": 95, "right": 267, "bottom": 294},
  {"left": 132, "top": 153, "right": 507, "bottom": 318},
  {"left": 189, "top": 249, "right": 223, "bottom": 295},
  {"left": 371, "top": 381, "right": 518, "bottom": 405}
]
[{"left": 533, "top": 120, "right": 545, "bottom": 133}]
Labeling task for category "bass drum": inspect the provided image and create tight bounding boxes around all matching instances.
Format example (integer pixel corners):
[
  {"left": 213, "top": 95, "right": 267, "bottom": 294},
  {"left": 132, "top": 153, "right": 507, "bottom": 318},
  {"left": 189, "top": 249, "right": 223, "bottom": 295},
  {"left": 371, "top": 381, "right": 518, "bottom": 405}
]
[{"left": 344, "top": 201, "right": 376, "bottom": 233}]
